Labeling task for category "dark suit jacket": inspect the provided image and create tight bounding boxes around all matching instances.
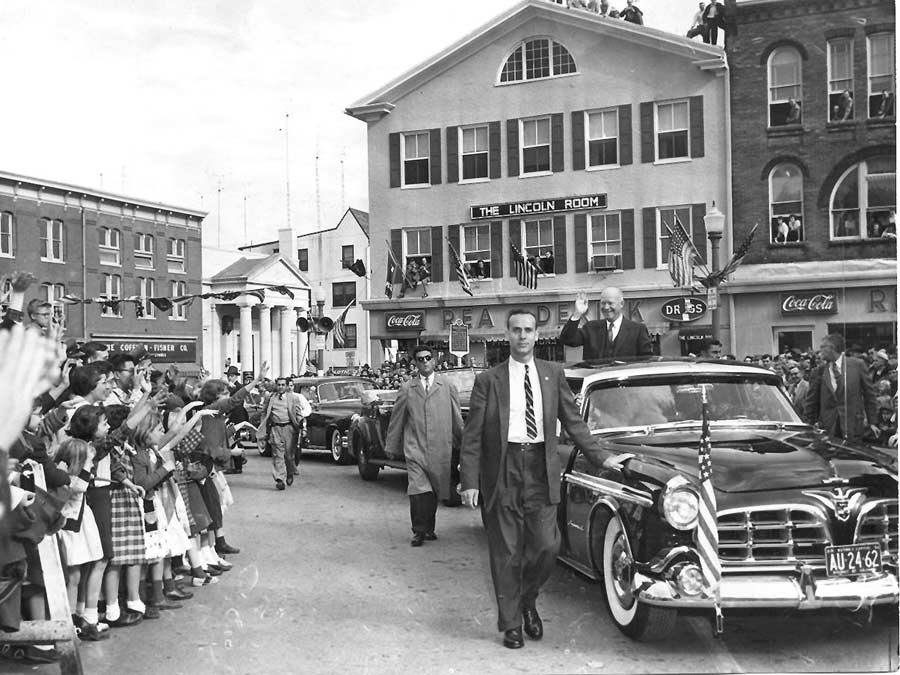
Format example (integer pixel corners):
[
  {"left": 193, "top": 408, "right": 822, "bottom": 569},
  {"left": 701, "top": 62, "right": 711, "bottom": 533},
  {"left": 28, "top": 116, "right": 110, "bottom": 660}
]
[
  {"left": 803, "top": 355, "right": 878, "bottom": 442},
  {"left": 559, "top": 316, "right": 653, "bottom": 360},
  {"left": 460, "top": 358, "right": 606, "bottom": 512}
]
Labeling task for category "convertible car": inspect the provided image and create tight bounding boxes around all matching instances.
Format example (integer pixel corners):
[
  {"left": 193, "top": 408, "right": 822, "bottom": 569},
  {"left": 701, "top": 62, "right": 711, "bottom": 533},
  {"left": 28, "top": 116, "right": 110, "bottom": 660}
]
[
  {"left": 558, "top": 358, "right": 898, "bottom": 641},
  {"left": 348, "top": 367, "right": 486, "bottom": 482}
]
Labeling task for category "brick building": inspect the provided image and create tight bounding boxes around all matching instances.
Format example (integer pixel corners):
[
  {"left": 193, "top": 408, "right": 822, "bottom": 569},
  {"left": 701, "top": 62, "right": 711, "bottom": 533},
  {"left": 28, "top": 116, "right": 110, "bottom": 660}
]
[
  {"left": 727, "top": 0, "right": 896, "bottom": 355},
  {"left": 0, "top": 171, "right": 206, "bottom": 367},
  {"left": 347, "top": 0, "right": 730, "bottom": 364}
]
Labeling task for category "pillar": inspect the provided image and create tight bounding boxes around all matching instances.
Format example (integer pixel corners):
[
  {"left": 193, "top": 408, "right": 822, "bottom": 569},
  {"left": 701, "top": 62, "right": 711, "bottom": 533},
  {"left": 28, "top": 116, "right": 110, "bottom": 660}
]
[
  {"left": 296, "top": 320, "right": 309, "bottom": 375},
  {"left": 239, "top": 303, "right": 253, "bottom": 374},
  {"left": 209, "top": 303, "right": 221, "bottom": 376},
  {"left": 279, "top": 307, "right": 293, "bottom": 378},
  {"left": 259, "top": 305, "right": 272, "bottom": 372}
]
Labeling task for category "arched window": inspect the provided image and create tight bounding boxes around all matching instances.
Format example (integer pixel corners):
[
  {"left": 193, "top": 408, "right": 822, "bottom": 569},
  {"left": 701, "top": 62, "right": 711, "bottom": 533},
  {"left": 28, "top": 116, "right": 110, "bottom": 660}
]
[
  {"left": 769, "top": 163, "right": 804, "bottom": 243},
  {"left": 499, "top": 38, "right": 576, "bottom": 84},
  {"left": 830, "top": 156, "right": 896, "bottom": 239},
  {"left": 768, "top": 47, "right": 802, "bottom": 126}
]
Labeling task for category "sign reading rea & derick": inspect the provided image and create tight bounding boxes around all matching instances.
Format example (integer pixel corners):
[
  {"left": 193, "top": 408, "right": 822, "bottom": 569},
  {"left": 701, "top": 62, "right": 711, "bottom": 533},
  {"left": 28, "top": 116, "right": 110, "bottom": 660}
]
[
  {"left": 781, "top": 290, "right": 839, "bottom": 315},
  {"left": 470, "top": 194, "right": 607, "bottom": 221},
  {"left": 385, "top": 311, "right": 424, "bottom": 331}
]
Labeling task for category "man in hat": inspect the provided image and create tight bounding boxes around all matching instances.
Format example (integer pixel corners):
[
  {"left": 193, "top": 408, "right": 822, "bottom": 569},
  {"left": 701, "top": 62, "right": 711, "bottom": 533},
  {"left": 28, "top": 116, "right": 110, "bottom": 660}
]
[{"left": 82, "top": 341, "right": 109, "bottom": 363}]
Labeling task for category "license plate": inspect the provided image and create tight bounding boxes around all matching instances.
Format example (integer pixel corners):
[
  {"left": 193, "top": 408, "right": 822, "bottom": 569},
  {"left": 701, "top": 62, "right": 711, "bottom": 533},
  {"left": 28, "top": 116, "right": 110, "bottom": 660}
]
[{"left": 825, "top": 543, "right": 883, "bottom": 577}]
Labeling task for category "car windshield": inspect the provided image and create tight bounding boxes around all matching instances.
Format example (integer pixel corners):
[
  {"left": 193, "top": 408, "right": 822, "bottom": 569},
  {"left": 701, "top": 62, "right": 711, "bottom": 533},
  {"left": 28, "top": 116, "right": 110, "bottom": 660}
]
[
  {"left": 317, "top": 380, "right": 375, "bottom": 402},
  {"left": 438, "top": 370, "right": 479, "bottom": 398},
  {"left": 584, "top": 374, "right": 801, "bottom": 431}
]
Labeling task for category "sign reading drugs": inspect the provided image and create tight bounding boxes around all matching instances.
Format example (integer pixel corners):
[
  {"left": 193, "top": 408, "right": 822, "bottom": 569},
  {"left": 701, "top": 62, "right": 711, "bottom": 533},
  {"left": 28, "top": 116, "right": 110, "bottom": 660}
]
[
  {"left": 470, "top": 194, "right": 607, "bottom": 220},
  {"left": 661, "top": 297, "right": 707, "bottom": 322}
]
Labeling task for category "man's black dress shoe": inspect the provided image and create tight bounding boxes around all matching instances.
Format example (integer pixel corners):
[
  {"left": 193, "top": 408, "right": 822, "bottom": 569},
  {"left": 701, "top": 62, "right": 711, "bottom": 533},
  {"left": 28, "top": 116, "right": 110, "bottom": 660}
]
[
  {"left": 503, "top": 627, "right": 524, "bottom": 649},
  {"left": 275, "top": 479, "right": 285, "bottom": 491},
  {"left": 424, "top": 532, "right": 437, "bottom": 541},
  {"left": 286, "top": 474, "right": 294, "bottom": 486},
  {"left": 522, "top": 606, "right": 543, "bottom": 640},
  {"left": 411, "top": 533, "right": 425, "bottom": 547}
]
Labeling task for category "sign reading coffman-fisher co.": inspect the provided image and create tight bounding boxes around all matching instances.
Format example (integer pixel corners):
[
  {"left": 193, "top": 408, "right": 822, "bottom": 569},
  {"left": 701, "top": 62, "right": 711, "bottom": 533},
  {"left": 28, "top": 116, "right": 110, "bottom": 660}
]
[{"left": 470, "top": 194, "right": 607, "bottom": 221}]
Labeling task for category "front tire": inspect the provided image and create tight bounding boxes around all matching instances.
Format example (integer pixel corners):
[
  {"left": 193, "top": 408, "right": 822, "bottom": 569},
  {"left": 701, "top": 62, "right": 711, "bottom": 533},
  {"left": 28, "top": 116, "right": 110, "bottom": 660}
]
[
  {"left": 357, "top": 443, "right": 381, "bottom": 481},
  {"left": 330, "top": 428, "right": 352, "bottom": 465},
  {"left": 600, "top": 513, "right": 677, "bottom": 641}
]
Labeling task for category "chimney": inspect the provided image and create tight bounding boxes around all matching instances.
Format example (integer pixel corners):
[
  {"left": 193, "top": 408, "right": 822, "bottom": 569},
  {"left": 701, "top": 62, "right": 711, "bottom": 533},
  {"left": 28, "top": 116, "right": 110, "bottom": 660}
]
[{"left": 278, "top": 227, "right": 297, "bottom": 267}]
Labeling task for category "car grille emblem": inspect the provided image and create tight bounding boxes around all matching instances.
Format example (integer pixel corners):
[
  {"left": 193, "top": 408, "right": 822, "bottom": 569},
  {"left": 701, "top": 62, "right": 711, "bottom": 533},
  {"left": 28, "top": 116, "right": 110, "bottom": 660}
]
[{"left": 802, "top": 487, "right": 867, "bottom": 522}]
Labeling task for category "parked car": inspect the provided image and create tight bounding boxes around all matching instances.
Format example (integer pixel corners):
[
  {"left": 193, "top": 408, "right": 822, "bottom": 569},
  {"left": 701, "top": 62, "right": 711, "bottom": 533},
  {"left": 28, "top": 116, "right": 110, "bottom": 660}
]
[
  {"left": 558, "top": 358, "right": 898, "bottom": 641},
  {"left": 291, "top": 376, "right": 377, "bottom": 464},
  {"left": 348, "top": 367, "right": 486, "bottom": 482}
]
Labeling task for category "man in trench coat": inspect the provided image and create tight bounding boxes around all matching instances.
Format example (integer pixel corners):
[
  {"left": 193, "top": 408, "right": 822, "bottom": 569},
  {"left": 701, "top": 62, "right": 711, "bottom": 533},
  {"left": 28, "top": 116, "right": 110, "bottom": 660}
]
[{"left": 384, "top": 344, "right": 463, "bottom": 547}]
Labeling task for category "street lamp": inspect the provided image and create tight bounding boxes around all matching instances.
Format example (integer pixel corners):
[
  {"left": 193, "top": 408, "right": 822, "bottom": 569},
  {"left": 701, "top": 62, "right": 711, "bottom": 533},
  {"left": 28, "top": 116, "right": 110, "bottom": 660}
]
[
  {"left": 314, "top": 286, "right": 327, "bottom": 375},
  {"left": 704, "top": 203, "right": 726, "bottom": 342}
]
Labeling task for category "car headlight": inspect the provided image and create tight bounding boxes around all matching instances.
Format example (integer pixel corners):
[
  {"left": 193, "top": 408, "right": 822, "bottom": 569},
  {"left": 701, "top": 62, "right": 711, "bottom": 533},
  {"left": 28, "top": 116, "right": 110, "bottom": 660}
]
[{"left": 660, "top": 476, "right": 699, "bottom": 530}]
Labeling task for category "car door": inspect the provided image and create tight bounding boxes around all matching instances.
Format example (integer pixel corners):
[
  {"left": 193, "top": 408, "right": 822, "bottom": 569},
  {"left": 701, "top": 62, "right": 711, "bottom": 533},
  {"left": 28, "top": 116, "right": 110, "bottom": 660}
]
[
  {"left": 561, "top": 449, "right": 600, "bottom": 568},
  {"left": 306, "top": 385, "right": 329, "bottom": 447}
]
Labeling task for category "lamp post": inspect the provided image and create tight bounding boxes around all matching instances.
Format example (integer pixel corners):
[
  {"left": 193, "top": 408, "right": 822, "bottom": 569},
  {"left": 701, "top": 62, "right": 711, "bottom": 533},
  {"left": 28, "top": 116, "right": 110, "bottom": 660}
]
[
  {"left": 703, "top": 203, "right": 726, "bottom": 342},
  {"left": 314, "top": 286, "right": 327, "bottom": 375}
]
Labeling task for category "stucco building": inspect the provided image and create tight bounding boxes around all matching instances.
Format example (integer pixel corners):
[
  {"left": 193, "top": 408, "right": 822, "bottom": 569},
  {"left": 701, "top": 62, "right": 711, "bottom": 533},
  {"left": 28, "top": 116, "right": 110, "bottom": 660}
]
[{"left": 346, "top": 0, "right": 731, "bottom": 364}]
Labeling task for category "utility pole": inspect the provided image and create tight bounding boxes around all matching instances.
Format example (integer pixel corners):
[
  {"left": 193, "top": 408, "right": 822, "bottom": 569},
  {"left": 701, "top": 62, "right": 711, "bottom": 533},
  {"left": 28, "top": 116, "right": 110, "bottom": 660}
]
[{"left": 284, "top": 113, "right": 291, "bottom": 230}]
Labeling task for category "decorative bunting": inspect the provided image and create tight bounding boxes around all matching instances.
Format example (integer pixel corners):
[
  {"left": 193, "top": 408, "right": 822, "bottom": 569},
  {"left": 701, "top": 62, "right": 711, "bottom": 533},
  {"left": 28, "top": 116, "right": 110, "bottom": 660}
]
[
  {"left": 149, "top": 297, "right": 173, "bottom": 312},
  {"left": 348, "top": 259, "right": 366, "bottom": 278},
  {"left": 270, "top": 285, "right": 295, "bottom": 300},
  {"left": 244, "top": 288, "right": 266, "bottom": 303}
]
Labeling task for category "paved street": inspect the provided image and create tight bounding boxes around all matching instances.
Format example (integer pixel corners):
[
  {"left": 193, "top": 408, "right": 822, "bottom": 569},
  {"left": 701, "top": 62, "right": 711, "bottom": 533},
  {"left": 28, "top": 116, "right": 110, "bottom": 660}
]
[{"left": 7, "top": 451, "right": 898, "bottom": 675}]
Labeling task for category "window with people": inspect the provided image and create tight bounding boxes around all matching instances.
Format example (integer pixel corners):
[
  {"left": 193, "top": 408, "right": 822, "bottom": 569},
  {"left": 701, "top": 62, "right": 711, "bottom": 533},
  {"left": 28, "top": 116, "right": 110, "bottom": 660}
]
[
  {"left": 831, "top": 156, "right": 896, "bottom": 239},
  {"left": 404, "top": 229, "right": 431, "bottom": 289},
  {"left": 768, "top": 47, "right": 803, "bottom": 127},
  {"left": 769, "top": 163, "right": 804, "bottom": 243},
  {"left": 523, "top": 218, "right": 555, "bottom": 275},
  {"left": 462, "top": 224, "right": 492, "bottom": 279},
  {"left": 868, "top": 33, "right": 895, "bottom": 118},
  {"left": 828, "top": 39, "right": 854, "bottom": 122}
]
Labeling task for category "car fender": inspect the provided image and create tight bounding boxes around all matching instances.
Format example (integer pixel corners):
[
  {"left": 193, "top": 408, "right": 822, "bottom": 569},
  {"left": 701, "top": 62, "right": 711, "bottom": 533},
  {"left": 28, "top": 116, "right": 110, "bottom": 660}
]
[{"left": 588, "top": 497, "right": 626, "bottom": 575}]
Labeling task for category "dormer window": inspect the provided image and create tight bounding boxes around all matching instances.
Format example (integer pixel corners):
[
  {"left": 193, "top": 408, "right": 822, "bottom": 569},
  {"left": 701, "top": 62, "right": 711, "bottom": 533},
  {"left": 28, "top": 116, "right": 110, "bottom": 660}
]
[{"left": 499, "top": 38, "right": 576, "bottom": 84}]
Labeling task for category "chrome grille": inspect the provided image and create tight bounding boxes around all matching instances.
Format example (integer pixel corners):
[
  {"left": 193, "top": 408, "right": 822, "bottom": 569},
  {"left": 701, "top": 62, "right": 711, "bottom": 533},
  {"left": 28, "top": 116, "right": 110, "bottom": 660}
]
[
  {"left": 717, "top": 506, "right": 831, "bottom": 563},
  {"left": 855, "top": 499, "right": 899, "bottom": 555}
]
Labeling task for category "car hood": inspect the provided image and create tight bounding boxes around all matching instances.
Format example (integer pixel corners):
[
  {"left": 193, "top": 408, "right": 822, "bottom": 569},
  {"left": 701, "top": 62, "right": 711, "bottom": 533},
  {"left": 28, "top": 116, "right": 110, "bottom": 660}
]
[{"left": 607, "top": 427, "right": 897, "bottom": 494}]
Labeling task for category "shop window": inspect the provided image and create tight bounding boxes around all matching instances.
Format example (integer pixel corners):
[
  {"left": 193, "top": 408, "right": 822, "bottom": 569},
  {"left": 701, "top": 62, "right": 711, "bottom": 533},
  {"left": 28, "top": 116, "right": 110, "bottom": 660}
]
[
  {"left": 402, "top": 131, "right": 430, "bottom": 186},
  {"left": 99, "top": 227, "right": 121, "bottom": 266},
  {"left": 655, "top": 101, "right": 689, "bottom": 161},
  {"left": 586, "top": 108, "right": 618, "bottom": 168},
  {"left": 868, "top": 33, "right": 895, "bottom": 118},
  {"left": 167, "top": 238, "right": 186, "bottom": 273},
  {"left": 768, "top": 48, "right": 802, "bottom": 126},
  {"left": 460, "top": 125, "right": 489, "bottom": 181},
  {"left": 298, "top": 248, "right": 309, "bottom": 272},
  {"left": 828, "top": 39, "right": 854, "bottom": 121},
  {"left": 499, "top": 38, "right": 576, "bottom": 84},
  {"left": 828, "top": 322, "right": 897, "bottom": 351},
  {"left": 332, "top": 281, "right": 356, "bottom": 307},
  {"left": 769, "top": 163, "right": 804, "bottom": 243},
  {"left": 40, "top": 218, "right": 64, "bottom": 262},
  {"left": 523, "top": 218, "right": 554, "bottom": 274},
  {"left": 171, "top": 280, "right": 188, "bottom": 321},
  {"left": 341, "top": 245, "right": 354, "bottom": 269},
  {"left": 404, "top": 229, "right": 432, "bottom": 285},
  {"left": 830, "top": 156, "right": 896, "bottom": 239},
  {"left": 100, "top": 273, "right": 122, "bottom": 317},
  {"left": 41, "top": 283, "right": 67, "bottom": 326},
  {"left": 657, "top": 206, "right": 692, "bottom": 269},
  {"left": 521, "top": 117, "right": 551, "bottom": 174},
  {"left": 462, "top": 224, "right": 491, "bottom": 279},
  {"left": 134, "top": 233, "right": 154, "bottom": 269},
  {"left": 138, "top": 277, "right": 156, "bottom": 318},
  {"left": 776, "top": 329, "right": 813, "bottom": 356},
  {"left": 0, "top": 212, "right": 14, "bottom": 257},
  {"left": 590, "top": 212, "right": 622, "bottom": 271}
]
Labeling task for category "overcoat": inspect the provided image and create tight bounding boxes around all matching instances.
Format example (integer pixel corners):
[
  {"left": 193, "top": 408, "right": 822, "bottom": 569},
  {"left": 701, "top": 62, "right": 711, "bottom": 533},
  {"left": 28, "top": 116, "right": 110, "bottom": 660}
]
[
  {"left": 383, "top": 376, "right": 463, "bottom": 500},
  {"left": 804, "top": 356, "right": 877, "bottom": 442}
]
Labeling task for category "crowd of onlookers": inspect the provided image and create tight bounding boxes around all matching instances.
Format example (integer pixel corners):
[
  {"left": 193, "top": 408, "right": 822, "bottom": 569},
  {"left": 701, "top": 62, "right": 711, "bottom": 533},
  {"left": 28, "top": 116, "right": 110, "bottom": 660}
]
[
  {"left": 326, "top": 360, "right": 458, "bottom": 390},
  {"left": 0, "top": 272, "right": 255, "bottom": 665}
]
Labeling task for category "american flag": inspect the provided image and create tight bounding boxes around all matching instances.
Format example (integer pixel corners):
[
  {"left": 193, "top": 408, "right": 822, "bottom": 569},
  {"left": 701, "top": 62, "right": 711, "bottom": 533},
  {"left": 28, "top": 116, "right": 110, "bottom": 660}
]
[
  {"left": 696, "top": 391, "right": 721, "bottom": 595},
  {"left": 666, "top": 217, "right": 697, "bottom": 289},
  {"left": 719, "top": 222, "right": 759, "bottom": 279},
  {"left": 447, "top": 239, "right": 473, "bottom": 296},
  {"left": 385, "top": 244, "right": 401, "bottom": 299},
  {"left": 510, "top": 243, "right": 539, "bottom": 290},
  {"left": 332, "top": 299, "right": 355, "bottom": 348}
]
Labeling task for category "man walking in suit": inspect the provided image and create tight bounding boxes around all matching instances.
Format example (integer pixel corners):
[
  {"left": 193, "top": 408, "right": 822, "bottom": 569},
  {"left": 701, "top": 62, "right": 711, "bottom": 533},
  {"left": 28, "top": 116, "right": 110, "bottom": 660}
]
[
  {"left": 460, "top": 310, "right": 616, "bottom": 649},
  {"left": 384, "top": 345, "right": 463, "bottom": 546},
  {"left": 257, "top": 377, "right": 311, "bottom": 490},
  {"left": 803, "top": 333, "right": 879, "bottom": 443},
  {"left": 559, "top": 287, "right": 652, "bottom": 360}
]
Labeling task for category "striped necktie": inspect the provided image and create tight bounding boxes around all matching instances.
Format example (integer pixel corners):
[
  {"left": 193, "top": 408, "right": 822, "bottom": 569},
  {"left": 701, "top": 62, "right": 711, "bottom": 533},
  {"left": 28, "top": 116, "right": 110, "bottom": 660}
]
[{"left": 524, "top": 364, "right": 537, "bottom": 439}]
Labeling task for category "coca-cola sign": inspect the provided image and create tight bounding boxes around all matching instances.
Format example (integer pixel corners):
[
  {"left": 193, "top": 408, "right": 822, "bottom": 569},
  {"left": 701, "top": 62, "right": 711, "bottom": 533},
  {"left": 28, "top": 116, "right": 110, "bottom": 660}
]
[
  {"left": 781, "top": 290, "right": 839, "bottom": 315},
  {"left": 385, "top": 311, "right": 425, "bottom": 331}
]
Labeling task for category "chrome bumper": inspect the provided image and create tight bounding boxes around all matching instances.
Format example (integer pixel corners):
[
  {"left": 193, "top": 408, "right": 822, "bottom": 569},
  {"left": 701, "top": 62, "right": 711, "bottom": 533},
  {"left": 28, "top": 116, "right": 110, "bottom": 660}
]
[{"left": 634, "top": 570, "right": 899, "bottom": 610}]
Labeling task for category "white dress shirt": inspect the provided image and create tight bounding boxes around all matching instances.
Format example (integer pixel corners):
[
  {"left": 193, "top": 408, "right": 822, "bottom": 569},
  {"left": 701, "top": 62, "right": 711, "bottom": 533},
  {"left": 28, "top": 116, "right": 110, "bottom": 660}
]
[
  {"left": 421, "top": 374, "right": 434, "bottom": 392},
  {"left": 507, "top": 358, "right": 544, "bottom": 443}
]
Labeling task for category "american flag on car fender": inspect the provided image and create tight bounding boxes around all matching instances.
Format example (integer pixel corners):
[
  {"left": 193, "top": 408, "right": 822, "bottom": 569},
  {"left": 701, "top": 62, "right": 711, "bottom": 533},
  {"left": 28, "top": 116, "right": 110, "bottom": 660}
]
[
  {"left": 510, "top": 243, "right": 539, "bottom": 290},
  {"left": 696, "top": 391, "right": 721, "bottom": 596}
]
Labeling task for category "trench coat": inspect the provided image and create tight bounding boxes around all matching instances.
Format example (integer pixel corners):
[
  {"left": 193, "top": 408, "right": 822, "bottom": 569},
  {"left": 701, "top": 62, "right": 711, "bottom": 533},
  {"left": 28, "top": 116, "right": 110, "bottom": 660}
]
[{"left": 383, "top": 376, "right": 463, "bottom": 500}]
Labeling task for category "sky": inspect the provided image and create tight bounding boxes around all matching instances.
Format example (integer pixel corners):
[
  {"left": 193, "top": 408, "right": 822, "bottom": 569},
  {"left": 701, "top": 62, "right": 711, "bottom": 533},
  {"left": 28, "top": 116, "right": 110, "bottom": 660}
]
[{"left": 1, "top": 0, "right": 703, "bottom": 250}]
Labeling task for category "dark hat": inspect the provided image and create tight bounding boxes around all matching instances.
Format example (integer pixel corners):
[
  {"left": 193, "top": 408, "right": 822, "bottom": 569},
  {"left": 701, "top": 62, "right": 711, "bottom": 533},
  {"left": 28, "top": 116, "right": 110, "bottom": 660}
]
[
  {"left": 65, "top": 339, "right": 85, "bottom": 359},
  {"left": 226, "top": 365, "right": 240, "bottom": 376},
  {"left": 81, "top": 341, "right": 108, "bottom": 356},
  {"left": 164, "top": 394, "right": 187, "bottom": 412},
  {"left": 129, "top": 345, "right": 150, "bottom": 363}
]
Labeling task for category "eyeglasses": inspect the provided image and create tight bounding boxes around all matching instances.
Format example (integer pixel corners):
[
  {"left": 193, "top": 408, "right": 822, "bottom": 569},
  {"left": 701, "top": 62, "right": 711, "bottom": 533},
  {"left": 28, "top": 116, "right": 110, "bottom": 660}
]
[{"left": 415, "top": 355, "right": 433, "bottom": 362}]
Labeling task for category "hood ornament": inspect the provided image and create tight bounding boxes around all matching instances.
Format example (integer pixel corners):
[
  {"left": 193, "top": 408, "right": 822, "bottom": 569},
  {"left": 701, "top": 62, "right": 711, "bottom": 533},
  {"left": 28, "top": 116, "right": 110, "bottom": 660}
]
[{"left": 802, "top": 487, "right": 867, "bottom": 522}]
